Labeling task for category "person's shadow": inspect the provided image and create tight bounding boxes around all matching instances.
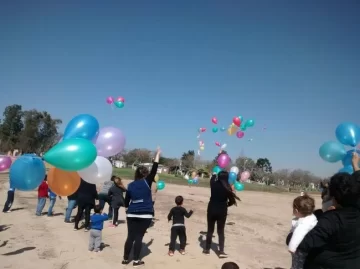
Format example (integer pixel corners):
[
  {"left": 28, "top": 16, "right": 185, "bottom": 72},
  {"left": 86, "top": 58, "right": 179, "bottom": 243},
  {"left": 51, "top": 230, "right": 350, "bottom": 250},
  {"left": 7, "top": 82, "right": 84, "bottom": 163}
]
[
  {"left": 2, "top": 247, "right": 36, "bottom": 256},
  {"left": 128, "top": 239, "right": 154, "bottom": 262},
  {"left": 0, "top": 224, "right": 11, "bottom": 232},
  {"left": 198, "top": 233, "right": 219, "bottom": 256}
]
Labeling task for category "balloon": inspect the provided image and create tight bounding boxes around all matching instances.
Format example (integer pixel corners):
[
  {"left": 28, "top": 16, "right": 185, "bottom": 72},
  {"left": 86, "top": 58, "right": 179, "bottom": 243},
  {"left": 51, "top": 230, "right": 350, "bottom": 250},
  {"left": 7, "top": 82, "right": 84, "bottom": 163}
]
[
  {"left": 233, "top": 117, "right": 241, "bottom": 127},
  {"left": 221, "top": 143, "right": 227, "bottom": 149},
  {"left": 236, "top": 131, "right": 245, "bottom": 138},
  {"left": 212, "top": 127, "right": 218, "bottom": 133},
  {"left": 154, "top": 174, "right": 159, "bottom": 182},
  {"left": 341, "top": 149, "right": 360, "bottom": 167},
  {"left": 95, "top": 127, "right": 126, "bottom": 157},
  {"left": 63, "top": 114, "right": 100, "bottom": 141},
  {"left": 240, "top": 171, "right": 250, "bottom": 181},
  {"left": 78, "top": 156, "right": 113, "bottom": 184},
  {"left": 157, "top": 180, "right": 165, "bottom": 190},
  {"left": 114, "top": 101, "right": 124, "bottom": 108},
  {"left": 228, "top": 172, "right": 237, "bottom": 183},
  {"left": 230, "top": 166, "right": 239, "bottom": 174},
  {"left": 215, "top": 142, "right": 221, "bottom": 147},
  {"left": 212, "top": 117, "right": 218, "bottom": 124},
  {"left": 0, "top": 155, "right": 12, "bottom": 172},
  {"left": 212, "top": 165, "right": 222, "bottom": 174},
  {"left": 238, "top": 115, "right": 243, "bottom": 122},
  {"left": 47, "top": 168, "right": 81, "bottom": 196},
  {"left": 245, "top": 119, "right": 255, "bottom": 127},
  {"left": 9, "top": 156, "right": 46, "bottom": 191},
  {"left": 240, "top": 123, "right": 247, "bottom": 131},
  {"left": 117, "top": 96, "right": 125, "bottom": 103},
  {"left": 339, "top": 166, "right": 354, "bottom": 174},
  {"left": 188, "top": 179, "right": 193, "bottom": 184},
  {"left": 319, "top": 141, "right": 346, "bottom": 163},
  {"left": 106, "top": 96, "right": 114, "bottom": 104},
  {"left": 227, "top": 124, "right": 238, "bottom": 136},
  {"left": 184, "top": 174, "right": 189, "bottom": 180},
  {"left": 217, "top": 153, "right": 231, "bottom": 168},
  {"left": 234, "top": 182, "right": 244, "bottom": 191},
  {"left": 200, "top": 146, "right": 205, "bottom": 151},
  {"left": 335, "top": 122, "right": 360, "bottom": 147},
  {"left": 44, "top": 138, "right": 97, "bottom": 171},
  {"left": 200, "top": 128, "right": 206, "bottom": 132}
]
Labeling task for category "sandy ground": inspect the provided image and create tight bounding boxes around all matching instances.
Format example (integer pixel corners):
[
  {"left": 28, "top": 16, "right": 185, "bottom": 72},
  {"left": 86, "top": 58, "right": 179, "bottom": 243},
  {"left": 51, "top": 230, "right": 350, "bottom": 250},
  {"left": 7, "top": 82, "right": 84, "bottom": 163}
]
[{"left": 0, "top": 176, "right": 321, "bottom": 269}]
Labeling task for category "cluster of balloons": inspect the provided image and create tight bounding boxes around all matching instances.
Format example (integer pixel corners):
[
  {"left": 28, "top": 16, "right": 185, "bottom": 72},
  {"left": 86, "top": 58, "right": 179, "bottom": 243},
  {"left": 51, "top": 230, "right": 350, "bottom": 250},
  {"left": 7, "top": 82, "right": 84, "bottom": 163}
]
[
  {"left": 319, "top": 122, "right": 360, "bottom": 174},
  {"left": 106, "top": 96, "right": 125, "bottom": 109},
  {"left": 184, "top": 174, "right": 199, "bottom": 185},
  {"left": 211, "top": 163, "right": 247, "bottom": 191},
  {"left": 9, "top": 114, "right": 126, "bottom": 195},
  {"left": 0, "top": 155, "right": 12, "bottom": 172},
  {"left": 228, "top": 116, "right": 255, "bottom": 139}
]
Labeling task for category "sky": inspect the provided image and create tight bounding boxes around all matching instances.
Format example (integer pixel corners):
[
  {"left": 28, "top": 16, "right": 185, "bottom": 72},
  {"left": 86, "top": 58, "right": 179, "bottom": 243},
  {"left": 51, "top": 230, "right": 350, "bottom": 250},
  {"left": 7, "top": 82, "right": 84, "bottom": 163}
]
[{"left": 0, "top": 1, "right": 360, "bottom": 177}]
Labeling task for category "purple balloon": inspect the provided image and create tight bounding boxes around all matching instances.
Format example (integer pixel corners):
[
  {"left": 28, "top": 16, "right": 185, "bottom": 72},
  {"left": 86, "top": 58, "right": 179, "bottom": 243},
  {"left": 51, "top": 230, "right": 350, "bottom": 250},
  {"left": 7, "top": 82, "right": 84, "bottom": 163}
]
[
  {"left": 236, "top": 131, "right": 245, "bottom": 138},
  {"left": 217, "top": 153, "right": 231, "bottom": 168},
  {"left": 0, "top": 155, "right": 12, "bottom": 172},
  {"left": 95, "top": 127, "right": 126, "bottom": 157},
  {"left": 106, "top": 96, "right": 114, "bottom": 104}
]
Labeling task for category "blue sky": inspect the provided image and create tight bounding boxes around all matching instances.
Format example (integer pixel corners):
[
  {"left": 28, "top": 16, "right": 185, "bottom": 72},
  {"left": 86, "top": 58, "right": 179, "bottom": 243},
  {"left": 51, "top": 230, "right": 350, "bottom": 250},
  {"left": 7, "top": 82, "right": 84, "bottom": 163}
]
[{"left": 1, "top": 1, "right": 359, "bottom": 177}]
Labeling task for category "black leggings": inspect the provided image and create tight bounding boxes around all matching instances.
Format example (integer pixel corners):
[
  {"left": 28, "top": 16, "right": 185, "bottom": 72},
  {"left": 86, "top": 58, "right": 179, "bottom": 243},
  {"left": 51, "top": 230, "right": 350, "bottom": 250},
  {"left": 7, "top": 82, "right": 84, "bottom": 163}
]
[
  {"left": 74, "top": 204, "right": 92, "bottom": 229},
  {"left": 123, "top": 217, "right": 152, "bottom": 261},
  {"left": 3, "top": 191, "right": 14, "bottom": 212},
  {"left": 113, "top": 207, "right": 119, "bottom": 225},
  {"left": 206, "top": 210, "right": 227, "bottom": 252}
]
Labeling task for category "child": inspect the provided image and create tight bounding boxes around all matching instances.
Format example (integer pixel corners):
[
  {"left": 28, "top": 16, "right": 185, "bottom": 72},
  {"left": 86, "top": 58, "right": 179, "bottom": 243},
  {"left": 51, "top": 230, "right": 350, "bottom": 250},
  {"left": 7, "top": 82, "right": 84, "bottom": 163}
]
[
  {"left": 288, "top": 194, "right": 318, "bottom": 269},
  {"left": 221, "top": 262, "right": 240, "bottom": 269},
  {"left": 36, "top": 176, "right": 49, "bottom": 216},
  {"left": 47, "top": 188, "right": 61, "bottom": 217},
  {"left": 89, "top": 205, "right": 108, "bottom": 252},
  {"left": 108, "top": 176, "right": 126, "bottom": 227},
  {"left": 167, "top": 195, "right": 193, "bottom": 256},
  {"left": 3, "top": 186, "right": 15, "bottom": 213}
]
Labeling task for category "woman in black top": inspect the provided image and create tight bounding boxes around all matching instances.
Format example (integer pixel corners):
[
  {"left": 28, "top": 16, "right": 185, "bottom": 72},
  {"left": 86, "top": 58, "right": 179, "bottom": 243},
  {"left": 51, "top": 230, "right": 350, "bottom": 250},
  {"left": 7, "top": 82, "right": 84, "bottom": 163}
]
[{"left": 203, "top": 170, "right": 240, "bottom": 258}]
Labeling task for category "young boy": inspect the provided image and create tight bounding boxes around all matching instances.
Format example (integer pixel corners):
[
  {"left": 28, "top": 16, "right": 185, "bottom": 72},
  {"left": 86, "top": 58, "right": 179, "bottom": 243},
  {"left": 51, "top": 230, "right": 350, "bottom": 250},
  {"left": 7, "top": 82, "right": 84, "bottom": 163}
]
[
  {"left": 167, "top": 196, "right": 194, "bottom": 256},
  {"left": 89, "top": 205, "right": 108, "bottom": 252},
  {"left": 48, "top": 188, "right": 61, "bottom": 217},
  {"left": 3, "top": 186, "right": 15, "bottom": 213},
  {"left": 221, "top": 262, "right": 240, "bottom": 269},
  {"left": 36, "top": 176, "right": 49, "bottom": 216}
]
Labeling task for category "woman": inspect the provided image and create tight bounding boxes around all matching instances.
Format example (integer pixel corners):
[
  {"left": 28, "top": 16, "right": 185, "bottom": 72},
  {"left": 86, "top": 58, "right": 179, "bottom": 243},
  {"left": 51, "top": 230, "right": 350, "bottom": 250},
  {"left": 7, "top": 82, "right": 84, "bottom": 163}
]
[
  {"left": 98, "top": 176, "right": 116, "bottom": 220},
  {"left": 108, "top": 176, "right": 126, "bottom": 227},
  {"left": 122, "top": 147, "right": 161, "bottom": 267},
  {"left": 203, "top": 170, "right": 240, "bottom": 258}
]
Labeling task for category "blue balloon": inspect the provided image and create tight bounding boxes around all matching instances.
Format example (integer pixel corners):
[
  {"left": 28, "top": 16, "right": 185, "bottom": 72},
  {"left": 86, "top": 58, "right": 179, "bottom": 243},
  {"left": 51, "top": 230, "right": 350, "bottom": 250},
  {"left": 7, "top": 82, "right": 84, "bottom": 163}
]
[
  {"left": 228, "top": 172, "right": 237, "bottom": 184},
  {"left": 212, "top": 166, "right": 222, "bottom": 174},
  {"left": 342, "top": 149, "right": 360, "bottom": 167},
  {"left": 10, "top": 156, "right": 46, "bottom": 191},
  {"left": 63, "top": 114, "right": 100, "bottom": 141},
  {"left": 339, "top": 165, "right": 354, "bottom": 174},
  {"left": 319, "top": 141, "right": 346, "bottom": 163},
  {"left": 335, "top": 122, "right": 360, "bottom": 147}
]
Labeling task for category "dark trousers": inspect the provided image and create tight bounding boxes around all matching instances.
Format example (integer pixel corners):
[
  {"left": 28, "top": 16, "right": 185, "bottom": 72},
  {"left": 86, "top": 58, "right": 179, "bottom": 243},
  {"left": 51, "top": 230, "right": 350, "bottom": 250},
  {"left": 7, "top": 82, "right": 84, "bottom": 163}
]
[
  {"left": 206, "top": 210, "right": 227, "bottom": 252},
  {"left": 153, "top": 201, "right": 155, "bottom": 217},
  {"left": 112, "top": 207, "right": 119, "bottom": 225},
  {"left": 99, "top": 194, "right": 113, "bottom": 218},
  {"left": 3, "top": 191, "right": 14, "bottom": 212},
  {"left": 74, "top": 204, "right": 92, "bottom": 229},
  {"left": 123, "top": 217, "right": 152, "bottom": 261},
  {"left": 169, "top": 226, "right": 187, "bottom": 251}
]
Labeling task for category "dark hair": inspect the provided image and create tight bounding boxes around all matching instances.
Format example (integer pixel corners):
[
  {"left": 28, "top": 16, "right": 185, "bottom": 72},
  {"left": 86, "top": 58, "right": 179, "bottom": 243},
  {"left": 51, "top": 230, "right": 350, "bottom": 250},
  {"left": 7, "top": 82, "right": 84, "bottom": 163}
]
[
  {"left": 293, "top": 194, "right": 315, "bottom": 216},
  {"left": 134, "top": 166, "right": 149, "bottom": 180},
  {"left": 217, "top": 171, "right": 240, "bottom": 206},
  {"left": 175, "top": 196, "right": 184, "bottom": 206},
  {"left": 111, "top": 175, "right": 116, "bottom": 182},
  {"left": 329, "top": 172, "right": 360, "bottom": 207},
  {"left": 44, "top": 175, "right": 47, "bottom": 181},
  {"left": 94, "top": 204, "right": 102, "bottom": 214},
  {"left": 221, "top": 262, "right": 240, "bottom": 269}
]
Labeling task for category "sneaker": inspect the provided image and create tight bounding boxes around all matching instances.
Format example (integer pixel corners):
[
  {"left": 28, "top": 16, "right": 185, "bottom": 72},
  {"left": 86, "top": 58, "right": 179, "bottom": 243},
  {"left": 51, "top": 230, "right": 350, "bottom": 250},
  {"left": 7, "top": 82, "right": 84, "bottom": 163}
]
[
  {"left": 122, "top": 260, "right": 129, "bottom": 265},
  {"left": 84, "top": 228, "right": 90, "bottom": 232},
  {"left": 168, "top": 251, "right": 174, "bottom": 256},
  {"left": 179, "top": 249, "right": 186, "bottom": 255},
  {"left": 109, "top": 224, "right": 116, "bottom": 228},
  {"left": 4, "top": 210, "right": 11, "bottom": 213},
  {"left": 133, "top": 261, "right": 144, "bottom": 267},
  {"left": 218, "top": 251, "right": 228, "bottom": 258},
  {"left": 64, "top": 220, "right": 72, "bottom": 224},
  {"left": 202, "top": 249, "right": 210, "bottom": 255}
]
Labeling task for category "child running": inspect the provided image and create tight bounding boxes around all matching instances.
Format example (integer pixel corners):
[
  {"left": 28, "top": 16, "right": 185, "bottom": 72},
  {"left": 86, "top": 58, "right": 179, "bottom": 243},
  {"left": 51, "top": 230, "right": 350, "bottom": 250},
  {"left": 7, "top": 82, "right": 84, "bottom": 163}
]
[
  {"left": 108, "top": 176, "right": 126, "bottom": 227},
  {"left": 89, "top": 205, "right": 108, "bottom": 252},
  {"left": 288, "top": 194, "right": 317, "bottom": 269},
  {"left": 167, "top": 195, "right": 193, "bottom": 256}
]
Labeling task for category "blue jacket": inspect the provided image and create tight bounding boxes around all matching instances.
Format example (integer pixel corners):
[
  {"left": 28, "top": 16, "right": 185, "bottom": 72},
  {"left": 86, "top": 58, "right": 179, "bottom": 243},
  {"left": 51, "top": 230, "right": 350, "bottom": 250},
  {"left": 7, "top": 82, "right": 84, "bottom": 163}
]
[
  {"left": 90, "top": 213, "right": 108, "bottom": 230},
  {"left": 126, "top": 179, "right": 154, "bottom": 215}
]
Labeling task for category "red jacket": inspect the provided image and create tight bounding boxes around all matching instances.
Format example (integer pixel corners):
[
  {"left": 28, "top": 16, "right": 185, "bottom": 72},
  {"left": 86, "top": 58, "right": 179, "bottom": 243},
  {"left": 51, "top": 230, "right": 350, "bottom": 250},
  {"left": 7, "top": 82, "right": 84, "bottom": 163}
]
[{"left": 38, "top": 181, "right": 48, "bottom": 198}]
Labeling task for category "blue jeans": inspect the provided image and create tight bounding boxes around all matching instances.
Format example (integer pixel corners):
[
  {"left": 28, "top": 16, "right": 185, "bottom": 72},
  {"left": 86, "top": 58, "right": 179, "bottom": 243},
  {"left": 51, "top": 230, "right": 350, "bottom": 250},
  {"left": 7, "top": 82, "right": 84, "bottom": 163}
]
[
  {"left": 47, "top": 197, "right": 56, "bottom": 216},
  {"left": 36, "top": 197, "right": 46, "bottom": 216},
  {"left": 65, "top": 199, "right": 77, "bottom": 221}
]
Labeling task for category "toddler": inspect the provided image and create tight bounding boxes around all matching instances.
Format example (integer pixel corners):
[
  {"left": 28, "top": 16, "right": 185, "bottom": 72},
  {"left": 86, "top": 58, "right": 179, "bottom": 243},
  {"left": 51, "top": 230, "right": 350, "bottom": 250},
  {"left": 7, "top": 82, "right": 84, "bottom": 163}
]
[
  {"left": 167, "top": 196, "right": 193, "bottom": 256},
  {"left": 288, "top": 194, "right": 318, "bottom": 269},
  {"left": 89, "top": 205, "right": 108, "bottom": 252}
]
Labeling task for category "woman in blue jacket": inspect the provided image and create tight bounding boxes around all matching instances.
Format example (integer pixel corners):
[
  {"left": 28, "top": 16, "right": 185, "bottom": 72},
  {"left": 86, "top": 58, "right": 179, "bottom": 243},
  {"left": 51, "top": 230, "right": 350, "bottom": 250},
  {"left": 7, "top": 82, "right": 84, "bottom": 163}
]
[{"left": 122, "top": 147, "right": 161, "bottom": 267}]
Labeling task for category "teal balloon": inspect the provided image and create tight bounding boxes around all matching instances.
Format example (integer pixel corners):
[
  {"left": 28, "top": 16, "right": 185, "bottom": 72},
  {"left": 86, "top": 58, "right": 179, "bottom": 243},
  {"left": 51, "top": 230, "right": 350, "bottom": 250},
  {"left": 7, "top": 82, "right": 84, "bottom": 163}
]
[
  {"left": 157, "top": 180, "right": 165, "bottom": 190},
  {"left": 188, "top": 179, "right": 194, "bottom": 184},
  {"left": 115, "top": 101, "right": 124, "bottom": 108},
  {"left": 234, "top": 182, "right": 244, "bottom": 191},
  {"left": 238, "top": 115, "right": 243, "bottom": 122},
  {"left": 212, "top": 165, "right": 222, "bottom": 174},
  {"left": 319, "top": 141, "right": 346, "bottom": 163},
  {"left": 240, "top": 123, "right": 247, "bottom": 131},
  {"left": 212, "top": 127, "right": 218, "bottom": 133},
  {"left": 339, "top": 166, "right": 354, "bottom": 174},
  {"left": 220, "top": 127, "right": 226, "bottom": 132},
  {"left": 245, "top": 119, "right": 255, "bottom": 127},
  {"left": 44, "top": 138, "right": 97, "bottom": 171}
]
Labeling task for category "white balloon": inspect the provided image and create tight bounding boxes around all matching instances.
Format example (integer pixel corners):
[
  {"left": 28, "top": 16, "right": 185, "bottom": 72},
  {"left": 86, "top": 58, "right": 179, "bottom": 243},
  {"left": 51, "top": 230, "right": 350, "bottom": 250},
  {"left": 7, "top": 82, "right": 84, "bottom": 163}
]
[
  {"left": 78, "top": 156, "right": 113, "bottom": 184},
  {"left": 230, "top": 166, "right": 239, "bottom": 175},
  {"left": 221, "top": 143, "right": 227, "bottom": 149},
  {"left": 184, "top": 174, "right": 189, "bottom": 180}
]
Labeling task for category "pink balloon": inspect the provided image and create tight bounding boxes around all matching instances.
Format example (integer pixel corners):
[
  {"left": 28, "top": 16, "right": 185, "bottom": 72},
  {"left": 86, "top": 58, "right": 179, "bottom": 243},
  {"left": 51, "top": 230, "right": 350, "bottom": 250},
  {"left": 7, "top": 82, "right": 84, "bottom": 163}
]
[
  {"left": 240, "top": 171, "right": 250, "bottom": 181},
  {"left": 212, "top": 117, "right": 218, "bottom": 124},
  {"left": 0, "top": 155, "right": 12, "bottom": 172},
  {"left": 201, "top": 128, "right": 206, "bottom": 132},
  {"left": 217, "top": 153, "right": 231, "bottom": 168},
  {"left": 106, "top": 96, "right": 114, "bottom": 104},
  {"left": 215, "top": 142, "right": 221, "bottom": 147},
  {"left": 236, "top": 131, "right": 245, "bottom": 138},
  {"left": 117, "top": 96, "right": 125, "bottom": 103}
]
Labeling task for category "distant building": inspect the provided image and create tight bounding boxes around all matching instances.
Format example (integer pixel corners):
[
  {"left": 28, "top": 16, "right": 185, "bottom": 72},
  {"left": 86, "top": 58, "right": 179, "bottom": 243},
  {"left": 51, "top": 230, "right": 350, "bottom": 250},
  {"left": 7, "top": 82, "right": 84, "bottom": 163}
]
[
  {"left": 113, "top": 160, "right": 127, "bottom": 168},
  {"left": 132, "top": 163, "right": 169, "bottom": 174}
]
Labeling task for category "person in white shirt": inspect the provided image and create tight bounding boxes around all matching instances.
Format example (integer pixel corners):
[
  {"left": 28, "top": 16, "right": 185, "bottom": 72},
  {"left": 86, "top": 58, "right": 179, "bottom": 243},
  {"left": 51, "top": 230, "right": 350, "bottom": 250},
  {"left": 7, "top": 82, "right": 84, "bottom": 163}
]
[{"left": 288, "top": 194, "right": 318, "bottom": 269}]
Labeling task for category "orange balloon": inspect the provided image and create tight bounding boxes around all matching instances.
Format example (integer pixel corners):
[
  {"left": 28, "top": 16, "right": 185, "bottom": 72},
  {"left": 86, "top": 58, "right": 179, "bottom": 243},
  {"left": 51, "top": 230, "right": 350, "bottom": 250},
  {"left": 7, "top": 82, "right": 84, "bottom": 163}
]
[{"left": 47, "top": 167, "right": 81, "bottom": 196}]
